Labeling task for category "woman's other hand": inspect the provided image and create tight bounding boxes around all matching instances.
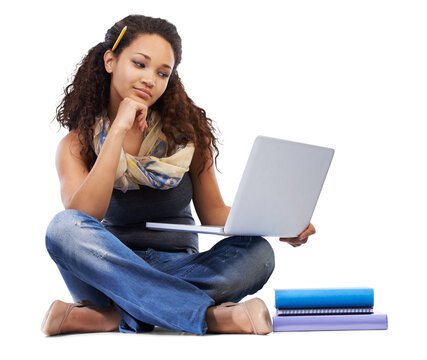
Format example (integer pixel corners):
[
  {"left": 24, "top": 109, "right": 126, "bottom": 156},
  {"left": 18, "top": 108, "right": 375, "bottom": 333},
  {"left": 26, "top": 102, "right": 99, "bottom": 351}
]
[{"left": 279, "top": 223, "right": 316, "bottom": 247}]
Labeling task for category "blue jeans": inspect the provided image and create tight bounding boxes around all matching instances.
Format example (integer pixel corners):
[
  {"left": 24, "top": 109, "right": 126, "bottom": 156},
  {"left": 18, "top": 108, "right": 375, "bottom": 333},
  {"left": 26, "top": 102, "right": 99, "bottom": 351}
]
[{"left": 45, "top": 209, "right": 275, "bottom": 334}]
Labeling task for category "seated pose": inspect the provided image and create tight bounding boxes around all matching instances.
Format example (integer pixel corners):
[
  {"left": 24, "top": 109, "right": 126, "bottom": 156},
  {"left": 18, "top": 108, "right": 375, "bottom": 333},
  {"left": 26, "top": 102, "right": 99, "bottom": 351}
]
[{"left": 42, "top": 14, "right": 315, "bottom": 336}]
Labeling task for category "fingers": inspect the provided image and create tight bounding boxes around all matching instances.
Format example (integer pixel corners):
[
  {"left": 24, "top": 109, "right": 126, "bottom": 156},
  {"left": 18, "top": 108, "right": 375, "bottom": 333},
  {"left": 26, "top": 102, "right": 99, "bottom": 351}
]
[
  {"left": 125, "top": 96, "right": 148, "bottom": 112},
  {"left": 298, "top": 223, "right": 316, "bottom": 241},
  {"left": 135, "top": 108, "right": 147, "bottom": 122},
  {"left": 114, "top": 97, "right": 149, "bottom": 132},
  {"left": 139, "top": 120, "right": 147, "bottom": 133},
  {"left": 135, "top": 108, "right": 147, "bottom": 133},
  {"left": 279, "top": 223, "right": 316, "bottom": 248},
  {"left": 137, "top": 109, "right": 148, "bottom": 130},
  {"left": 280, "top": 237, "right": 308, "bottom": 247}
]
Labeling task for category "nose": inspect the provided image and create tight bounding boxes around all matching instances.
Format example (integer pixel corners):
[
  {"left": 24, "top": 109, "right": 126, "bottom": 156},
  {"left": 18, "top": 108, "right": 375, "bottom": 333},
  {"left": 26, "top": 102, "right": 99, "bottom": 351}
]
[
  {"left": 142, "top": 78, "right": 154, "bottom": 88},
  {"left": 141, "top": 72, "right": 155, "bottom": 88}
]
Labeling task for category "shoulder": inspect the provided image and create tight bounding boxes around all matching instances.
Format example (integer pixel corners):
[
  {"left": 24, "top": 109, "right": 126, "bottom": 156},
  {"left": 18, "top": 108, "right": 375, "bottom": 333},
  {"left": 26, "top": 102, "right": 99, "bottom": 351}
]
[
  {"left": 56, "top": 130, "right": 87, "bottom": 169},
  {"left": 57, "top": 130, "right": 83, "bottom": 155}
]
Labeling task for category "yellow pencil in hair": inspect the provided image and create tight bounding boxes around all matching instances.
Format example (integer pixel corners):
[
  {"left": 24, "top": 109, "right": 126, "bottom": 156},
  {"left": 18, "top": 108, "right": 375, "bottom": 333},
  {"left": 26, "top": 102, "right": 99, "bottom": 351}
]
[{"left": 112, "top": 26, "right": 127, "bottom": 51}]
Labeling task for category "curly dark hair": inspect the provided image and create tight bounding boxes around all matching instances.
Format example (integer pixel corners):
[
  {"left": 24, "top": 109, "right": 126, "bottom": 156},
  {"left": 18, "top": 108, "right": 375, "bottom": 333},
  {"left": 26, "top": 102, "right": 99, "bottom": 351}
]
[{"left": 55, "top": 14, "right": 219, "bottom": 176}]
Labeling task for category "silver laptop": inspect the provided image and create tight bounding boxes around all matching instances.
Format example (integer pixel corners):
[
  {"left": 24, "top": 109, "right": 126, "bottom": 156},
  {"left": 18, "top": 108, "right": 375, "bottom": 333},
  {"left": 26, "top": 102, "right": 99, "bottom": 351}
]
[{"left": 146, "top": 136, "right": 334, "bottom": 237}]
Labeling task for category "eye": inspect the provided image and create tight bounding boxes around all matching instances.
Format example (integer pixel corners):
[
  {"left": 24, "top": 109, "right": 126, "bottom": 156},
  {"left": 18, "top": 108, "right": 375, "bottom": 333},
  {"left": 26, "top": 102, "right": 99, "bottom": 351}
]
[
  {"left": 158, "top": 72, "right": 170, "bottom": 78},
  {"left": 133, "top": 61, "right": 145, "bottom": 68}
]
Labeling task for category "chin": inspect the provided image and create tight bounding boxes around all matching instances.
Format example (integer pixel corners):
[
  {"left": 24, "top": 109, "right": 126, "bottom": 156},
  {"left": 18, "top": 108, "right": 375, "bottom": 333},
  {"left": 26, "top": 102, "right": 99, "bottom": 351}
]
[{"left": 131, "top": 94, "right": 150, "bottom": 106}]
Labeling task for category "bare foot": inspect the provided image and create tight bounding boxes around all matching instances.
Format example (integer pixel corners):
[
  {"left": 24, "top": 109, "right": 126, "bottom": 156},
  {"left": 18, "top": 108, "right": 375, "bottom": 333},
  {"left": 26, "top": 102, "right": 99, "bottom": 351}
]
[
  {"left": 42, "top": 300, "right": 122, "bottom": 336},
  {"left": 205, "top": 298, "right": 272, "bottom": 335}
]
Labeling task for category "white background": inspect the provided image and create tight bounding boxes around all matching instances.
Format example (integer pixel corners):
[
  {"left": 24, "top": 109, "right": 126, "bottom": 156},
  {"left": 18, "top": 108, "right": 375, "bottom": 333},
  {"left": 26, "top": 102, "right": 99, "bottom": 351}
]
[{"left": 1, "top": 0, "right": 426, "bottom": 358}]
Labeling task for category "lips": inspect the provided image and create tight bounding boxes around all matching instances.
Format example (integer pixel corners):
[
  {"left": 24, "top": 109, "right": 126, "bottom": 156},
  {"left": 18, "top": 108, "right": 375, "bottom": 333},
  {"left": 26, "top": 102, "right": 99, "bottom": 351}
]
[{"left": 134, "top": 87, "right": 152, "bottom": 99}]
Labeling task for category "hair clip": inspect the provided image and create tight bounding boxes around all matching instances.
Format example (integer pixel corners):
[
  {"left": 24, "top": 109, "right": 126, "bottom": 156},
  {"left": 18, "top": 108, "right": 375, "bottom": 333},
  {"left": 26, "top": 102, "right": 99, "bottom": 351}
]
[{"left": 111, "top": 26, "right": 127, "bottom": 52}]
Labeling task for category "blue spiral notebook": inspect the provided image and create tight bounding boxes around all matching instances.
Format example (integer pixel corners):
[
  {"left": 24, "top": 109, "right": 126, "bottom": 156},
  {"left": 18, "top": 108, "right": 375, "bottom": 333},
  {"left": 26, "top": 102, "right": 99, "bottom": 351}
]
[
  {"left": 276, "top": 307, "right": 374, "bottom": 316},
  {"left": 275, "top": 288, "right": 374, "bottom": 309}
]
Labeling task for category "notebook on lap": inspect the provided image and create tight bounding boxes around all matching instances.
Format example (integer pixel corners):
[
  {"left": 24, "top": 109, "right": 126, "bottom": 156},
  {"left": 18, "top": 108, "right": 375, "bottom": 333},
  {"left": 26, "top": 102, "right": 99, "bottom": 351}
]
[{"left": 146, "top": 136, "right": 334, "bottom": 237}]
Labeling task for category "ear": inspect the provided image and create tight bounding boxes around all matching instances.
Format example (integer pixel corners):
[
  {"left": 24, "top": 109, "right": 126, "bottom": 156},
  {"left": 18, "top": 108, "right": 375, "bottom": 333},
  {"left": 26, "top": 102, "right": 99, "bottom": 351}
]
[{"left": 103, "top": 50, "right": 116, "bottom": 74}]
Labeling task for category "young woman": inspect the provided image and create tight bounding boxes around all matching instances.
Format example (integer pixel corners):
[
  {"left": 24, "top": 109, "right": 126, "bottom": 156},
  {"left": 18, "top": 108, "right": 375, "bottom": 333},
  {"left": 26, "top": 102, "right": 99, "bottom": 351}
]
[{"left": 42, "top": 14, "right": 316, "bottom": 336}]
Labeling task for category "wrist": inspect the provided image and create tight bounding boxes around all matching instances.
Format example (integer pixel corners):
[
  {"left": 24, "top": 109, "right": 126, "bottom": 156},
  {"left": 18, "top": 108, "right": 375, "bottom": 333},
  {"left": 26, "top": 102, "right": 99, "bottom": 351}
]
[{"left": 109, "top": 122, "right": 128, "bottom": 139}]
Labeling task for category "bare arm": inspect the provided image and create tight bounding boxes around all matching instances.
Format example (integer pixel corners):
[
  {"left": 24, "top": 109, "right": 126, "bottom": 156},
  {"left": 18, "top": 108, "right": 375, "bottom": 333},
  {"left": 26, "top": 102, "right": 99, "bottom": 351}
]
[
  {"left": 189, "top": 144, "right": 230, "bottom": 226},
  {"left": 57, "top": 98, "right": 148, "bottom": 221},
  {"left": 57, "top": 127, "right": 126, "bottom": 220},
  {"left": 189, "top": 143, "right": 316, "bottom": 247}
]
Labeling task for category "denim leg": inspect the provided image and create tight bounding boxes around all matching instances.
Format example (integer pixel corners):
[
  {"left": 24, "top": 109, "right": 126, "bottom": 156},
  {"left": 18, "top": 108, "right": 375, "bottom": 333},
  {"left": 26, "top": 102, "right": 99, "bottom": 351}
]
[
  {"left": 55, "top": 255, "right": 155, "bottom": 332},
  {"left": 57, "top": 267, "right": 112, "bottom": 307},
  {"left": 45, "top": 209, "right": 215, "bottom": 334},
  {"left": 149, "top": 236, "right": 276, "bottom": 304}
]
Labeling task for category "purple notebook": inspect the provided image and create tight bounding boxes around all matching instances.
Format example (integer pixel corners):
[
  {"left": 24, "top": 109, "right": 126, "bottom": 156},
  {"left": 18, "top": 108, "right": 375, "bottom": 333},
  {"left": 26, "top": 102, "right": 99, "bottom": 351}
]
[{"left": 273, "top": 313, "right": 388, "bottom": 332}]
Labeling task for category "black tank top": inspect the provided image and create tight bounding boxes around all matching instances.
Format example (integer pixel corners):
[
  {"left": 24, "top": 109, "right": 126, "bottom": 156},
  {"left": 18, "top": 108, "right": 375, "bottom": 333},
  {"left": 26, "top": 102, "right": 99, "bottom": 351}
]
[{"left": 102, "top": 172, "right": 198, "bottom": 253}]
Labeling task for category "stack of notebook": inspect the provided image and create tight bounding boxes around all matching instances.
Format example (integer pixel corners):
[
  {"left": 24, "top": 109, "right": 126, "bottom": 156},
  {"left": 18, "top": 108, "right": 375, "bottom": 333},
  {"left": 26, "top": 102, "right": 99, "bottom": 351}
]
[{"left": 273, "top": 287, "right": 388, "bottom": 332}]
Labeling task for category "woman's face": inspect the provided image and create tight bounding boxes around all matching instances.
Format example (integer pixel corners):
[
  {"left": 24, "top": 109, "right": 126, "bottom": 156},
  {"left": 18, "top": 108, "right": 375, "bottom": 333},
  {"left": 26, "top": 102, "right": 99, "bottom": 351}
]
[{"left": 104, "top": 33, "right": 175, "bottom": 108}]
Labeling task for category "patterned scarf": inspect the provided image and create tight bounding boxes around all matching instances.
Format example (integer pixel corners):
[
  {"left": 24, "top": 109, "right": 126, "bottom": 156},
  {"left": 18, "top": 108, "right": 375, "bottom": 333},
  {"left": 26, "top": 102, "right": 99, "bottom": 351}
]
[{"left": 93, "top": 110, "right": 195, "bottom": 193}]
